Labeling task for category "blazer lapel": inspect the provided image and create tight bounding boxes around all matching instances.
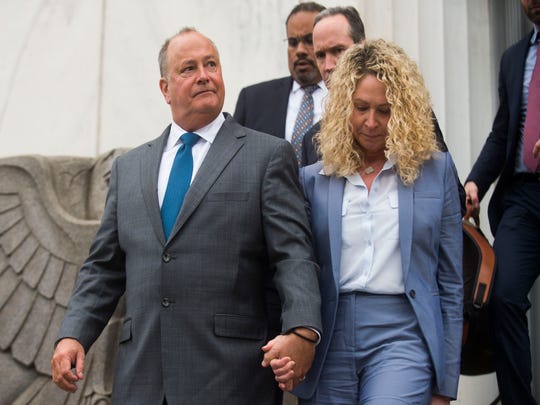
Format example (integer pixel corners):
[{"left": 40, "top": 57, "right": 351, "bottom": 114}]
[
  {"left": 140, "top": 126, "right": 170, "bottom": 245},
  {"left": 327, "top": 175, "right": 344, "bottom": 294},
  {"left": 398, "top": 179, "right": 413, "bottom": 283},
  {"left": 167, "top": 116, "right": 245, "bottom": 241}
]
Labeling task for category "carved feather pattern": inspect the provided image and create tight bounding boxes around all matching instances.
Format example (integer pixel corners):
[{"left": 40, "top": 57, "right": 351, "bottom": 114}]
[{"left": 0, "top": 152, "right": 126, "bottom": 404}]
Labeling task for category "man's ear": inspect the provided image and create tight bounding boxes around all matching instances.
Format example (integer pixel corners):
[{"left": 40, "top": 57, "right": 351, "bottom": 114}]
[{"left": 159, "top": 77, "right": 171, "bottom": 104}]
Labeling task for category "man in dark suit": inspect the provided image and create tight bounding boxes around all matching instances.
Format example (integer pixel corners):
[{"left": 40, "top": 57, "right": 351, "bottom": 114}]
[
  {"left": 300, "top": 6, "right": 365, "bottom": 167},
  {"left": 301, "top": 6, "right": 466, "bottom": 213},
  {"left": 465, "top": 1, "right": 540, "bottom": 403},
  {"left": 302, "top": 6, "right": 455, "bottom": 167},
  {"left": 50, "top": 28, "right": 321, "bottom": 405},
  {"left": 234, "top": 2, "right": 326, "bottom": 148}
]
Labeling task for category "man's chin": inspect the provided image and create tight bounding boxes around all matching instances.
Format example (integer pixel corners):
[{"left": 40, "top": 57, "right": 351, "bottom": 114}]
[
  {"left": 193, "top": 92, "right": 222, "bottom": 108},
  {"left": 294, "top": 71, "right": 320, "bottom": 86},
  {"left": 193, "top": 102, "right": 222, "bottom": 116}
]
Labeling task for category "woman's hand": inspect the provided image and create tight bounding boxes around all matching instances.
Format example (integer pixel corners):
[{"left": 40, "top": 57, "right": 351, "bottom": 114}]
[{"left": 431, "top": 394, "right": 451, "bottom": 405}]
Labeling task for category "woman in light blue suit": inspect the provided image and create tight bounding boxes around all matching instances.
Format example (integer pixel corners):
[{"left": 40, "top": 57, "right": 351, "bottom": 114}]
[{"left": 276, "top": 40, "right": 463, "bottom": 404}]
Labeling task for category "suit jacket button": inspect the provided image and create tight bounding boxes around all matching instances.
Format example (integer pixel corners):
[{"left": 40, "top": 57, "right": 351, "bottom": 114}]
[
  {"left": 409, "top": 289, "right": 416, "bottom": 298},
  {"left": 162, "top": 253, "right": 171, "bottom": 263},
  {"left": 161, "top": 298, "right": 170, "bottom": 308}
]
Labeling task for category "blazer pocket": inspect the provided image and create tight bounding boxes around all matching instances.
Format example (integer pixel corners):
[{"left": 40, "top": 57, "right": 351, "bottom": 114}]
[
  {"left": 119, "top": 318, "right": 132, "bottom": 343},
  {"left": 214, "top": 314, "right": 266, "bottom": 341},
  {"left": 206, "top": 192, "right": 250, "bottom": 201},
  {"left": 414, "top": 191, "right": 439, "bottom": 199}
]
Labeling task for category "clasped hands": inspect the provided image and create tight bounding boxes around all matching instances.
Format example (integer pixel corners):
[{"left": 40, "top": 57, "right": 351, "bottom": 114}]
[
  {"left": 261, "top": 327, "right": 317, "bottom": 391},
  {"left": 52, "top": 330, "right": 317, "bottom": 394}
]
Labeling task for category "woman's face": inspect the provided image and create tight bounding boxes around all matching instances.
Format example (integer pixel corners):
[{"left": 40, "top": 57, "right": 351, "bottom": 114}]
[{"left": 350, "top": 74, "right": 391, "bottom": 158}]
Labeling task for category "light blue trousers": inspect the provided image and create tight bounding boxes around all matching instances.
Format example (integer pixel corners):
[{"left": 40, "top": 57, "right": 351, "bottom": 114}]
[{"left": 301, "top": 292, "right": 433, "bottom": 405}]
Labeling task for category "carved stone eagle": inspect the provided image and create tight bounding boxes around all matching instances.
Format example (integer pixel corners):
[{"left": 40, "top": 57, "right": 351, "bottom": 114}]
[{"left": 0, "top": 150, "right": 127, "bottom": 405}]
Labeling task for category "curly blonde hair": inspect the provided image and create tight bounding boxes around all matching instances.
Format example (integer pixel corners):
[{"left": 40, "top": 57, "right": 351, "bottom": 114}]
[{"left": 316, "top": 39, "right": 439, "bottom": 185}]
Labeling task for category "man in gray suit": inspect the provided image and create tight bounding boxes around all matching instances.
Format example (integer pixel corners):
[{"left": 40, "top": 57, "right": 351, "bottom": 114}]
[{"left": 51, "top": 28, "right": 321, "bottom": 405}]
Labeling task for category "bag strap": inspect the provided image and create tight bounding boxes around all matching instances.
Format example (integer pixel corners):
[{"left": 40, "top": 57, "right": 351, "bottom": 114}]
[{"left": 462, "top": 214, "right": 496, "bottom": 308}]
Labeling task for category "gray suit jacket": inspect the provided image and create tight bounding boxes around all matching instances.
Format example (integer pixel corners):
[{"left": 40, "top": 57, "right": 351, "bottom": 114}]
[
  {"left": 294, "top": 153, "right": 463, "bottom": 400},
  {"left": 58, "top": 115, "right": 321, "bottom": 405}
]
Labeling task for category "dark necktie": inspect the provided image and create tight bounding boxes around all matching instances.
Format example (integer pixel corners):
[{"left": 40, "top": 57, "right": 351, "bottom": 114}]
[
  {"left": 523, "top": 40, "right": 540, "bottom": 172},
  {"left": 291, "top": 85, "right": 318, "bottom": 166},
  {"left": 161, "top": 132, "right": 200, "bottom": 239}
]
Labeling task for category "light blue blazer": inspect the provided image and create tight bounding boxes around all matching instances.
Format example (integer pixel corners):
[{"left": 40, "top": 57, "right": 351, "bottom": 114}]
[{"left": 294, "top": 152, "right": 463, "bottom": 400}]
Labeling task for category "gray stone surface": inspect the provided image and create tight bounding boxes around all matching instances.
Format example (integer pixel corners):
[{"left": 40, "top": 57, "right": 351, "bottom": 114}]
[{"left": 0, "top": 150, "right": 126, "bottom": 405}]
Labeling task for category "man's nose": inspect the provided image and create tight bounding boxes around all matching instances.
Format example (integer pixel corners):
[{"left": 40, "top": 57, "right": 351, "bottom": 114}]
[
  {"left": 196, "top": 66, "right": 209, "bottom": 82},
  {"left": 324, "top": 55, "right": 336, "bottom": 73},
  {"left": 296, "top": 41, "right": 310, "bottom": 56}
]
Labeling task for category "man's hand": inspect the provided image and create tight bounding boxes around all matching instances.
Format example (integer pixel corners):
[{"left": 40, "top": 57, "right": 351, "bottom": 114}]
[
  {"left": 464, "top": 181, "right": 480, "bottom": 218},
  {"left": 261, "top": 328, "right": 316, "bottom": 391},
  {"left": 532, "top": 139, "right": 540, "bottom": 160},
  {"left": 51, "top": 338, "right": 85, "bottom": 393}
]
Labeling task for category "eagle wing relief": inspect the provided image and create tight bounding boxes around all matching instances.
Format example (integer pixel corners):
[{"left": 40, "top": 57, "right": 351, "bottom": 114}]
[{"left": 0, "top": 151, "right": 127, "bottom": 405}]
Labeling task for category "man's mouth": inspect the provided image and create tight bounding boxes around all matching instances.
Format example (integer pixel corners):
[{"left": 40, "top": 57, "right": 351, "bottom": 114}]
[
  {"left": 194, "top": 89, "right": 214, "bottom": 97},
  {"left": 295, "top": 59, "right": 313, "bottom": 69}
]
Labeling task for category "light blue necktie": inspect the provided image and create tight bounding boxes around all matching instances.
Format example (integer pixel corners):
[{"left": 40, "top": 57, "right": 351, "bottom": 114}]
[{"left": 161, "top": 132, "right": 200, "bottom": 239}]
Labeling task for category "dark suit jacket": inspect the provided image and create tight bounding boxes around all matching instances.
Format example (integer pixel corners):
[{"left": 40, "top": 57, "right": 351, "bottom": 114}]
[
  {"left": 57, "top": 115, "right": 321, "bottom": 405},
  {"left": 466, "top": 31, "right": 532, "bottom": 235},
  {"left": 233, "top": 76, "right": 293, "bottom": 138},
  {"left": 302, "top": 113, "right": 467, "bottom": 214}
]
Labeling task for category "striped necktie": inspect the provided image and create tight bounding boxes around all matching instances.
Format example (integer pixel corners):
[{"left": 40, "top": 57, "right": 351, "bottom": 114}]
[{"left": 291, "top": 85, "right": 318, "bottom": 166}]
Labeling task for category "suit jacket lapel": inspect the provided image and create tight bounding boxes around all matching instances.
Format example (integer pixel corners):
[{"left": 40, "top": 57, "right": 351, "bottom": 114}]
[
  {"left": 167, "top": 116, "right": 245, "bottom": 241},
  {"left": 398, "top": 179, "right": 413, "bottom": 283},
  {"left": 140, "top": 126, "right": 170, "bottom": 245},
  {"left": 274, "top": 77, "right": 293, "bottom": 138},
  {"left": 327, "top": 175, "right": 344, "bottom": 294}
]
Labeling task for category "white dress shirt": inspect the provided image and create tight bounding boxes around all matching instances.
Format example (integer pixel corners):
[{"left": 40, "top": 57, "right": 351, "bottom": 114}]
[
  {"left": 157, "top": 113, "right": 225, "bottom": 207},
  {"left": 339, "top": 161, "right": 404, "bottom": 294},
  {"left": 284, "top": 80, "right": 327, "bottom": 143}
]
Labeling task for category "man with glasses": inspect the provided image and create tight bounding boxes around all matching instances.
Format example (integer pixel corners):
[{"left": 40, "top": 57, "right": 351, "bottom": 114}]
[{"left": 234, "top": 2, "right": 326, "bottom": 162}]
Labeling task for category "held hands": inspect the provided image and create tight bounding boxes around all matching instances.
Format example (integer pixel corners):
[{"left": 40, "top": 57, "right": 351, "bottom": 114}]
[
  {"left": 50, "top": 338, "right": 85, "bottom": 393},
  {"left": 261, "top": 328, "right": 317, "bottom": 391}
]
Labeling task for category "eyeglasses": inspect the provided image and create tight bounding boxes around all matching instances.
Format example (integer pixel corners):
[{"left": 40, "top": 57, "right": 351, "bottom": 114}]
[{"left": 285, "top": 33, "right": 313, "bottom": 48}]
